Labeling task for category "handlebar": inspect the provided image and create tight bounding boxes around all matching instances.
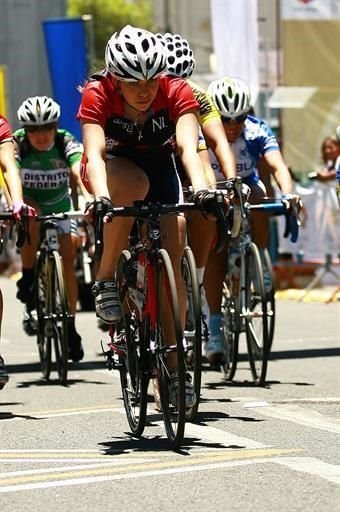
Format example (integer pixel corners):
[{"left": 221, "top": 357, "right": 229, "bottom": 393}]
[{"left": 92, "top": 200, "right": 200, "bottom": 261}]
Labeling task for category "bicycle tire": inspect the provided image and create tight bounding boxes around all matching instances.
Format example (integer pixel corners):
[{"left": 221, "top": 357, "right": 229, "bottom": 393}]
[
  {"left": 156, "top": 248, "right": 186, "bottom": 449},
  {"left": 182, "top": 246, "right": 201, "bottom": 422},
  {"left": 116, "top": 250, "right": 148, "bottom": 436},
  {"left": 221, "top": 277, "right": 240, "bottom": 381},
  {"left": 263, "top": 248, "right": 276, "bottom": 350},
  {"left": 34, "top": 250, "right": 52, "bottom": 381},
  {"left": 244, "top": 242, "right": 269, "bottom": 386},
  {"left": 51, "top": 251, "right": 69, "bottom": 385}
]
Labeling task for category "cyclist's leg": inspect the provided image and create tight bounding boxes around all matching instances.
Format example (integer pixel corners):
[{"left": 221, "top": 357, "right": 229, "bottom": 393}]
[
  {"left": 59, "top": 232, "right": 78, "bottom": 314},
  {"left": 248, "top": 179, "right": 272, "bottom": 291},
  {"left": 59, "top": 228, "right": 84, "bottom": 362},
  {"left": 204, "top": 241, "right": 228, "bottom": 363},
  {"left": 16, "top": 198, "right": 40, "bottom": 305},
  {"left": 187, "top": 212, "right": 216, "bottom": 326},
  {"left": 187, "top": 211, "right": 216, "bottom": 271},
  {"left": 247, "top": 178, "right": 268, "bottom": 250},
  {"left": 93, "top": 157, "right": 149, "bottom": 323}
]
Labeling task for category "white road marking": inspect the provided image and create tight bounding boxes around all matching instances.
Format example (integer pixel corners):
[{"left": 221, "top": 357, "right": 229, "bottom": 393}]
[
  {"left": 276, "top": 457, "right": 340, "bottom": 484},
  {"left": 1, "top": 456, "right": 340, "bottom": 493},
  {"left": 176, "top": 422, "right": 269, "bottom": 449},
  {"left": 243, "top": 401, "right": 271, "bottom": 408},
  {"left": 247, "top": 404, "right": 340, "bottom": 435}
]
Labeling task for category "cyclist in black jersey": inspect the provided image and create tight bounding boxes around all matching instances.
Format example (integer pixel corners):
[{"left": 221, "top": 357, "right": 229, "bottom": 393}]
[{"left": 78, "top": 26, "right": 213, "bottom": 407}]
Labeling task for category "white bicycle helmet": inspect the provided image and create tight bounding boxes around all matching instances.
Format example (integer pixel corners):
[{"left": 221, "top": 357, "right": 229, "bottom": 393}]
[
  {"left": 207, "top": 77, "right": 250, "bottom": 118},
  {"left": 156, "top": 32, "right": 196, "bottom": 79},
  {"left": 105, "top": 25, "right": 167, "bottom": 81},
  {"left": 17, "top": 96, "right": 60, "bottom": 126}
]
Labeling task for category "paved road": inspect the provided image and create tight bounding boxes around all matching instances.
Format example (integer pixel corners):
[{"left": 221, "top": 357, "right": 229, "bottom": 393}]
[{"left": 0, "top": 276, "right": 339, "bottom": 511}]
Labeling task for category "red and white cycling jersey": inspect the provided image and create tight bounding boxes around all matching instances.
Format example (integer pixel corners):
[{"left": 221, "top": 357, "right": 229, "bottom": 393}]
[
  {"left": 0, "top": 115, "right": 13, "bottom": 144},
  {"left": 77, "top": 71, "right": 199, "bottom": 157}
]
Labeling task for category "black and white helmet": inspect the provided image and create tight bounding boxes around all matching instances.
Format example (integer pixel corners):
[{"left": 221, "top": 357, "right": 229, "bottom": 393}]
[
  {"left": 17, "top": 96, "right": 60, "bottom": 126},
  {"left": 105, "top": 25, "right": 167, "bottom": 81},
  {"left": 207, "top": 77, "right": 251, "bottom": 118},
  {"left": 156, "top": 32, "right": 196, "bottom": 79}
]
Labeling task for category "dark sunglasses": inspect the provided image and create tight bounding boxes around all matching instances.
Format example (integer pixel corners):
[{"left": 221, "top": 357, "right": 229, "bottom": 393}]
[
  {"left": 221, "top": 114, "right": 247, "bottom": 124},
  {"left": 24, "top": 123, "right": 57, "bottom": 133}
]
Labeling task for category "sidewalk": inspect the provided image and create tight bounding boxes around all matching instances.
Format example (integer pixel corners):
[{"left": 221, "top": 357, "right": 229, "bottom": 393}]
[{"left": 275, "top": 286, "right": 340, "bottom": 303}]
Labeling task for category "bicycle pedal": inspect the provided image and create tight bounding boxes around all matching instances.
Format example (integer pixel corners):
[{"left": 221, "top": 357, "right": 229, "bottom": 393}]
[{"left": 108, "top": 341, "right": 127, "bottom": 357}]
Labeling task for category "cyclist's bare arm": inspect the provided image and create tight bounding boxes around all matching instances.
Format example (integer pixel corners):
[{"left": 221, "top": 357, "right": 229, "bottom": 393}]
[
  {"left": 198, "top": 148, "right": 217, "bottom": 189},
  {"left": 175, "top": 111, "right": 208, "bottom": 192},
  {"left": 81, "top": 121, "right": 110, "bottom": 198},
  {"left": 0, "top": 140, "right": 23, "bottom": 204},
  {"left": 70, "top": 159, "right": 93, "bottom": 206},
  {"left": 261, "top": 150, "right": 293, "bottom": 194}
]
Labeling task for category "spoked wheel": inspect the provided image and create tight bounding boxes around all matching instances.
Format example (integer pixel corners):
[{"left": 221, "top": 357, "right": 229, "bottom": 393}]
[
  {"left": 50, "top": 251, "right": 69, "bottom": 385},
  {"left": 221, "top": 277, "right": 240, "bottom": 381},
  {"left": 244, "top": 242, "right": 269, "bottom": 386},
  {"left": 116, "top": 250, "right": 148, "bottom": 437},
  {"left": 182, "top": 246, "right": 201, "bottom": 422},
  {"left": 263, "top": 248, "right": 276, "bottom": 350},
  {"left": 35, "top": 251, "right": 52, "bottom": 381},
  {"left": 156, "top": 248, "right": 186, "bottom": 450}
]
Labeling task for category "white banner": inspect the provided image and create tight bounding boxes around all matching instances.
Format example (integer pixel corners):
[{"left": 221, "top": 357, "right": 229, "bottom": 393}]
[
  {"left": 278, "top": 182, "right": 340, "bottom": 261},
  {"left": 210, "top": 0, "right": 259, "bottom": 102},
  {"left": 281, "top": 0, "right": 340, "bottom": 20}
]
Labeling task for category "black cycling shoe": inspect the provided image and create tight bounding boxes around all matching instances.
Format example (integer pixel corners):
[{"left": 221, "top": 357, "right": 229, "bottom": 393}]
[
  {"left": 68, "top": 329, "right": 84, "bottom": 363},
  {"left": 16, "top": 276, "right": 34, "bottom": 304},
  {"left": 23, "top": 309, "right": 38, "bottom": 336},
  {"left": 0, "top": 356, "right": 9, "bottom": 390}
]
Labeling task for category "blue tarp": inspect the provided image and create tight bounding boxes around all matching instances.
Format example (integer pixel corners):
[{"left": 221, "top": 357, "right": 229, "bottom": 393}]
[{"left": 43, "top": 17, "right": 88, "bottom": 141}]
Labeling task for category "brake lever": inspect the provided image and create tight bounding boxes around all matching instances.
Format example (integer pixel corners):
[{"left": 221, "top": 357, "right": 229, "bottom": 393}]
[{"left": 93, "top": 201, "right": 104, "bottom": 261}]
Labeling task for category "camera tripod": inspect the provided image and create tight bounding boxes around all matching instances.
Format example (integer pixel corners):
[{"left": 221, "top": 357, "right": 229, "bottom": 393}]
[{"left": 298, "top": 254, "right": 340, "bottom": 302}]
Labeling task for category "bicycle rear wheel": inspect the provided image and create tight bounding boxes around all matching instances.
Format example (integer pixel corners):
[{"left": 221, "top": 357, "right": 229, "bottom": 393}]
[
  {"left": 263, "top": 248, "right": 276, "bottom": 350},
  {"left": 35, "top": 251, "right": 52, "bottom": 381},
  {"left": 156, "top": 248, "right": 186, "bottom": 449},
  {"left": 182, "top": 246, "right": 201, "bottom": 422},
  {"left": 116, "top": 250, "right": 148, "bottom": 436},
  {"left": 245, "top": 242, "right": 269, "bottom": 386},
  {"left": 50, "top": 251, "right": 69, "bottom": 385},
  {"left": 221, "top": 277, "right": 240, "bottom": 381}
]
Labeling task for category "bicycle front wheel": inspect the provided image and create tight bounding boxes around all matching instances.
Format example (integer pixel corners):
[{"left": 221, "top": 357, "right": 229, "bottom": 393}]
[
  {"left": 35, "top": 251, "right": 52, "bottom": 381},
  {"left": 156, "top": 248, "right": 186, "bottom": 449},
  {"left": 263, "top": 248, "right": 276, "bottom": 350},
  {"left": 182, "top": 246, "right": 202, "bottom": 422},
  {"left": 116, "top": 250, "right": 148, "bottom": 437},
  {"left": 50, "top": 251, "right": 69, "bottom": 385},
  {"left": 221, "top": 276, "right": 240, "bottom": 381},
  {"left": 244, "top": 243, "right": 269, "bottom": 386}
]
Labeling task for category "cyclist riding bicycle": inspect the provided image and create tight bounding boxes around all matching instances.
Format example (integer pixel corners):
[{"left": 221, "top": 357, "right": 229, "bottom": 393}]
[
  {"left": 0, "top": 115, "right": 35, "bottom": 387},
  {"left": 14, "top": 96, "right": 91, "bottom": 362},
  {"left": 77, "top": 25, "right": 212, "bottom": 407},
  {"left": 202, "top": 76, "right": 301, "bottom": 363}
]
